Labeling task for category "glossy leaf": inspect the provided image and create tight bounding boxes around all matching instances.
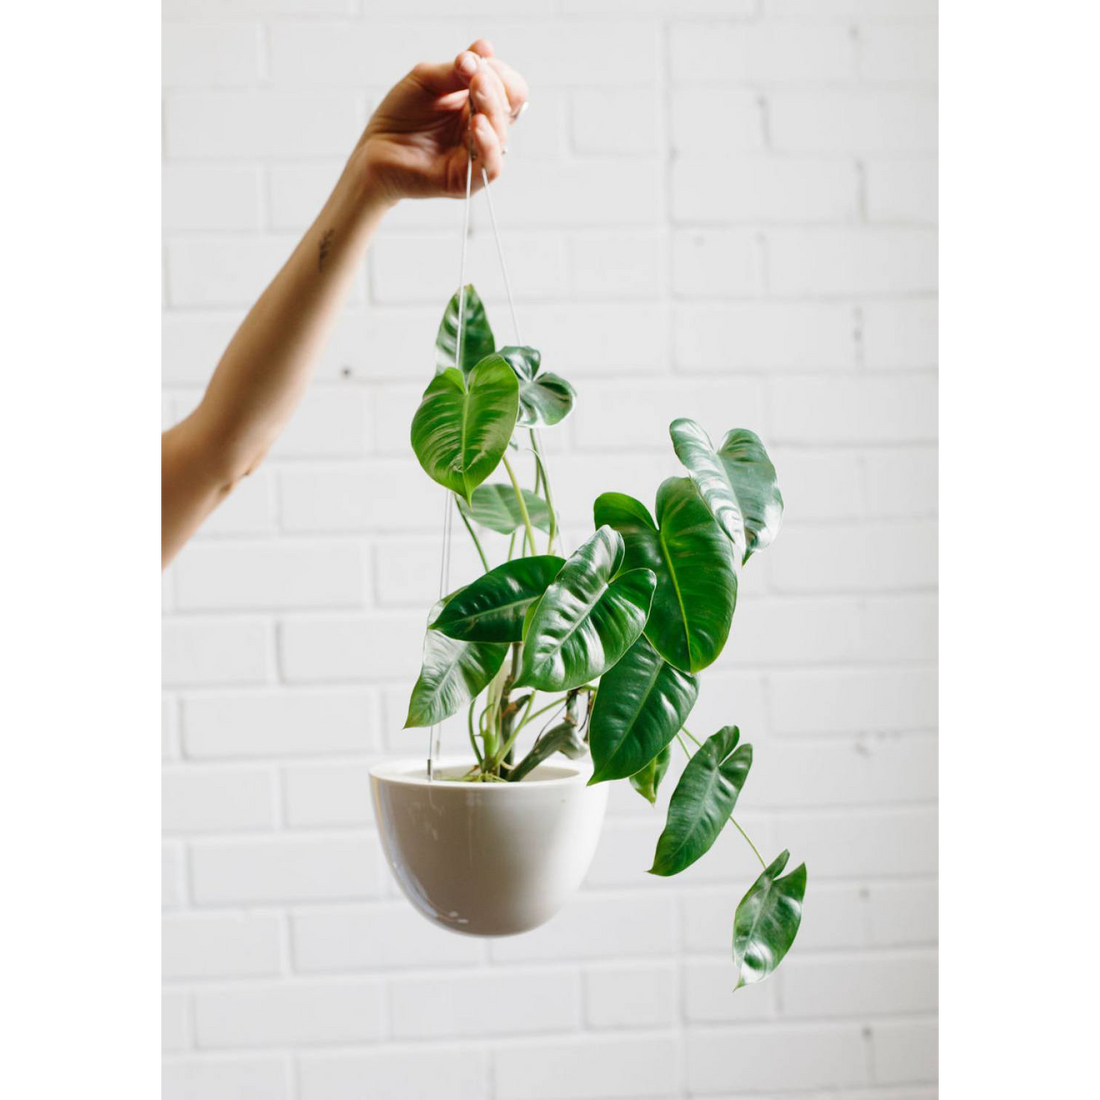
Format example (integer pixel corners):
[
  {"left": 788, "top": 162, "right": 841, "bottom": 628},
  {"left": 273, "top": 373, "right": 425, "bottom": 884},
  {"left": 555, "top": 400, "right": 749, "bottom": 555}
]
[
  {"left": 732, "top": 850, "right": 807, "bottom": 989},
  {"left": 517, "top": 526, "right": 655, "bottom": 692},
  {"left": 594, "top": 478, "right": 736, "bottom": 674},
  {"left": 649, "top": 725, "right": 753, "bottom": 876},
  {"left": 436, "top": 284, "right": 495, "bottom": 377},
  {"left": 669, "top": 420, "right": 783, "bottom": 564},
  {"left": 405, "top": 596, "right": 509, "bottom": 728},
  {"left": 431, "top": 556, "right": 565, "bottom": 643},
  {"left": 589, "top": 636, "right": 698, "bottom": 784},
  {"left": 410, "top": 359, "right": 519, "bottom": 504},
  {"left": 498, "top": 345, "right": 576, "bottom": 427},
  {"left": 629, "top": 745, "right": 672, "bottom": 805},
  {"left": 458, "top": 482, "right": 552, "bottom": 534}
]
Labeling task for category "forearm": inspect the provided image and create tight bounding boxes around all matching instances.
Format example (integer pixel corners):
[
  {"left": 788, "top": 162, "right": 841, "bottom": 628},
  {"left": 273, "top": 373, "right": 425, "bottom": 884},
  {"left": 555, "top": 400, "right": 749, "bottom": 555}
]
[
  {"left": 162, "top": 157, "right": 390, "bottom": 564},
  {"left": 194, "top": 156, "right": 390, "bottom": 480}
]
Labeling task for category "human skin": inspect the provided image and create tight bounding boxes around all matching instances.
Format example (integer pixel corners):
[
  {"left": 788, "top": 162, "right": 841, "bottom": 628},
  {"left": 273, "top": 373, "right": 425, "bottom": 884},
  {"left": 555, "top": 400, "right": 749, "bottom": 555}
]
[{"left": 161, "top": 39, "right": 528, "bottom": 567}]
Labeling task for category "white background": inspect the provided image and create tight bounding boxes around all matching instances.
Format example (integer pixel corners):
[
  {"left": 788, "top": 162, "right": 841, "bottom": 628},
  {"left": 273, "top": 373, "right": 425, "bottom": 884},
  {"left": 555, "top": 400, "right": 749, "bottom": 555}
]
[{"left": 160, "top": 2, "right": 937, "bottom": 1097}]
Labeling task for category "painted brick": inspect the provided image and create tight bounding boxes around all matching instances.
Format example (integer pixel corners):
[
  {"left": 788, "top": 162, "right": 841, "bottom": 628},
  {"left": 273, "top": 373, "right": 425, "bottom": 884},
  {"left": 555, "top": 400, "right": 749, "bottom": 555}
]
[
  {"left": 190, "top": 835, "right": 383, "bottom": 904},
  {"left": 162, "top": 23, "right": 262, "bottom": 87},
  {"left": 194, "top": 980, "right": 384, "bottom": 1047},
  {"left": 861, "top": 299, "right": 938, "bottom": 369},
  {"left": 673, "top": 157, "right": 860, "bottom": 224},
  {"left": 687, "top": 1023, "right": 869, "bottom": 1092},
  {"left": 493, "top": 1034, "right": 679, "bottom": 1100},
  {"left": 675, "top": 302, "right": 857, "bottom": 372},
  {"left": 162, "top": 312, "right": 242, "bottom": 385},
  {"left": 859, "top": 26, "right": 938, "bottom": 82},
  {"left": 181, "top": 689, "right": 377, "bottom": 758},
  {"left": 278, "top": 613, "right": 425, "bottom": 682},
  {"left": 284, "top": 761, "right": 375, "bottom": 827},
  {"left": 162, "top": 766, "right": 277, "bottom": 832},
  {"left": 194, "top": 472, "right": 275, "bottom": 537},
  {"left": 583, "top": 963, "right": 676, "bottom": 1028},
  {"left": 164, "top": 842, "right": 187, "bottom": 909},
  {"left": 767, "top": 227, "right": 937, "bottom": 296},
  {"left": 292, "top": 904, "right": 483, "bottom": 973},
  {"left": 390, "top": 969, "right": 581, "bottom": 1038},
  {"left": 769, "top": 90, "right": 937, "bottom": 153},
  {"left": 163, "top": 166, "right": 262, "bottom": 231},
  {"left": 571, "top": 88, "right": 661, "bottom": 155},
  {"left": 163, "top": 912, "right": 283, "bottom": 980},
  {"left": 868, "top": 879, "right": 938, "bottom": 946},
  {"left": 164, "top": 92, "right": 362, "bottom": 159},
  {"left": 671, "top": 88, "right": 763, "bottom": 154},
  {"left": 683, "top": 959, "right": 775, "bottom": 1023},
  {"left": 670, "top": 23, "right": 856, "bottom": 83},
  {"left": 270, "top": 387, "right": 371, "bottom": 458},
  {"left": 871, "top": 1018, "right": 938, "bottom": 1084},
  {"left": 570, "top": 231, "right": 665, "bottom": 299},
  {"left": 863, "top": 447, "right": 938, "bottom": 517},
  {"left": 163, "top": 992, "right": 191, "bottom": 1052},
  {"left": 163, "top": 619, "right": 270, "bottom": 687},
  {"left": 866, "top": 159, "right": 939, "bottom": 223},
  {"left": 162, "top": 1057, "right": 291, "bottom": 1100},
  {"left": 672, "top": 229, "right": 763, "bottom": 298},
  {"left": 780, "top": 949, "right": 938, "bottom": 1017},
  {"left": 298, "top": 1047, "right": 488, "bottom": 1100}
]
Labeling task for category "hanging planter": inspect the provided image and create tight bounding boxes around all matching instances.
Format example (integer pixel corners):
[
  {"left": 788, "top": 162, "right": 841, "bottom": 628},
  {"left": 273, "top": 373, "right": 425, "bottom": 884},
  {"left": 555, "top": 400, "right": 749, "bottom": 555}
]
[
  {"left": 370, "top": 756, "right": 607, "bottom": 936},
  {"left": 372, "top": 141, "right": 807, "bottom": 987}
]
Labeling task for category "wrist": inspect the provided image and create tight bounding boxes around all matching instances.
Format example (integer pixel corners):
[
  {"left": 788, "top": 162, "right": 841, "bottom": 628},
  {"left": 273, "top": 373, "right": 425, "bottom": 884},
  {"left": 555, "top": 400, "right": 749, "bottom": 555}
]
[{"left": 344, "top": 144, "right": 401, "bottom": 219}]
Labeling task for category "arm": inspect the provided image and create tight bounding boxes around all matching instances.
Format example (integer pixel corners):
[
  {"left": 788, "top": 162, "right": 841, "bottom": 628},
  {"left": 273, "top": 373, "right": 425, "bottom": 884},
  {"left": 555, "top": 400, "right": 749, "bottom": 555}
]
[{"left": 162, "top": 39, "right": 528, "bottom": 567}]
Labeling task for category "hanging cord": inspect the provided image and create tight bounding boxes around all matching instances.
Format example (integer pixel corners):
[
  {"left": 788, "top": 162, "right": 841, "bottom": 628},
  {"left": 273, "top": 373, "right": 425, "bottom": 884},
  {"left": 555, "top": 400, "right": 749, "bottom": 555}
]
[{"left": 426, "top": 126, "right": 475, "bottom": 783}]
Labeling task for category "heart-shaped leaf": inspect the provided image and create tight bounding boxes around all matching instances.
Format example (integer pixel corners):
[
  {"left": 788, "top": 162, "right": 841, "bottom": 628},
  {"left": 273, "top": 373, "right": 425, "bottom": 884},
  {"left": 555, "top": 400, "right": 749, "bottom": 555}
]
[
  {"left": 517, "top": 526, "right": 655, "bottom": 692},
  {"left": 732, "top": 850, "right": 807, "bottom": 989},
  {"left": 589, "top": 635, "right": 698, "bottom": 784},
  {"left": 404, "top": 596, "right": 509, "bottom": 728},
  {"left": 458, "top": 482, "right": 552, "bottom": 535},
  {"left": 498, "top": 345, "right": 576, "bottom": 427},
  {"left": 594, "top": 478, "right": 737, "bottom": 674},
  {"left": 630, "top": 745, "right": 672, "bottom": 805},
  {"left": 431, "top": 556, "right": 565, "bottom": 643},
  {"left": 436, "top": 284, "right": 495, "bottom": 377},
  {"left": 649, "top": 725, "right": 752, "bottom": 876},
  {"left": 410, "top": 359, "right": 519, "bottom": 504},
  {"left": 670, "top": 420, "right": 783, "bottom": 564}
]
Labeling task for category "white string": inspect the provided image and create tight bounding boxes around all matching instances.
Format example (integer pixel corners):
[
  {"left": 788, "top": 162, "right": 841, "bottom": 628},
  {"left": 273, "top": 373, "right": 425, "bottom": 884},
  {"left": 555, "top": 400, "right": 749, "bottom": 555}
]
[
  {"left": 479, "top": 165, "right": 522, "bottom": 346},
  {"left": 427, "top": 135, "right": 475, "bottom": 783}
]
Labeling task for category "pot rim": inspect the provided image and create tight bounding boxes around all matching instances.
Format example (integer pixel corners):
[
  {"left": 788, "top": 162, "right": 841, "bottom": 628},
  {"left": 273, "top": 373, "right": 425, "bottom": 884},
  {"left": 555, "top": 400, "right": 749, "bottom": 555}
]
[{"left": 369, "top": 755, "right": 593, "bottom": 789}]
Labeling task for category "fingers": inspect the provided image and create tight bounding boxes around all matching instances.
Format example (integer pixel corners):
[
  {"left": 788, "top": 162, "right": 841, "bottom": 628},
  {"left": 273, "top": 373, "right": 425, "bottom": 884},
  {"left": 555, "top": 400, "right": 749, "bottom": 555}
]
[
  {"left": 486, "top": 58, "right": 529, "bottom": 117},
  {"left": 467, "top": 38, "right": 495, "bottom": 60},
  {"left": 469, "top": 60, "right": 511, "bottom": 147},
  {"left": 411, "top": 56, "right": 473, "bottom": 95},
  {"left": 471, "top": 112, "right": 504, "bottom": 183}
]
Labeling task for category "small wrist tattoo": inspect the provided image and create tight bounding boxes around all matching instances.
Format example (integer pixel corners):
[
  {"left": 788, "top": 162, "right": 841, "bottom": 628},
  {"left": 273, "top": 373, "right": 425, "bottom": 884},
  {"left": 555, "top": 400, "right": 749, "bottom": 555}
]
[{"left": 318, "top": 228, "right": 335, "bottom": 271}]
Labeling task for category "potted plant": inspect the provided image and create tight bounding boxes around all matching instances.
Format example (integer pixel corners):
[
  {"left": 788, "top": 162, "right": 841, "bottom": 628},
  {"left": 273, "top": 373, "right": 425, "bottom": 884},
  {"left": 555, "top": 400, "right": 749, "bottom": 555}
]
[{"left": 370, "top": 287, "right": 806, "bottom": 988}]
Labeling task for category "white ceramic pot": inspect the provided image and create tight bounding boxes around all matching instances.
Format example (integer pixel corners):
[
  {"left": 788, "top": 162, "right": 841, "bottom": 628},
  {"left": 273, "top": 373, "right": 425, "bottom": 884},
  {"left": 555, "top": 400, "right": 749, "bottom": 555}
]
[{"left": 370, "top": 756, "right": 608, "bottom": 937}]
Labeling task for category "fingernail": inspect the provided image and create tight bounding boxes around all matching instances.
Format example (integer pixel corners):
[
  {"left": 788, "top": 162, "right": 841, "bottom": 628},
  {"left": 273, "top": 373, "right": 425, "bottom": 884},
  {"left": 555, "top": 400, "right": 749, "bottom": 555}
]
[{"left": 459, "top": 53, "right": 477, "bottom": 76}]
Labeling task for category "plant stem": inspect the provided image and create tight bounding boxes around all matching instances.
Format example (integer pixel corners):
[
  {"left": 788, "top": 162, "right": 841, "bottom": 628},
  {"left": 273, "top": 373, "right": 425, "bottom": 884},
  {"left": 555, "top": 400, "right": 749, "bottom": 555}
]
[
  {"left": 681, "top": 726, "right": 703, "bottom": 748},
  {"left": 467, "top": 698, "right": 483, "bottom": 766},
  {"left": 456, "top": 499, "right": 490, "bottom": 573},
  {"left": 516, "top": 695, "right": 568, "bottom": 728},
  {"left": 730, "top": 817, "right": 768, "bottom": 871},
  {"left": 529, "top": 429, "right": 558, "bottom": 554},
  {"left": 501, "top": 453, "right": 536, "bottom": 556}
]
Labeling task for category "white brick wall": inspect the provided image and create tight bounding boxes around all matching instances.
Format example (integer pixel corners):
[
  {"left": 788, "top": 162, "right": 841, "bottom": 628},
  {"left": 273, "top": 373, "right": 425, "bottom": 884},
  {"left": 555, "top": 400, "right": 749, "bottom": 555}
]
[{"left": 163, "top": 2, "right": 937, "bottom": 1096}]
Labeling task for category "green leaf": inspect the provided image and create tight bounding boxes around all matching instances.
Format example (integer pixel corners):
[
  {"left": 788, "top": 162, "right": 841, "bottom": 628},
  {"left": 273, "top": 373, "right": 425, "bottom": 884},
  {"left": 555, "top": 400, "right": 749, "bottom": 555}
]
[
  {"left": 517, "top": 526, "right": 655, "bottom": 692},
  {"left": 733, "top": 850, "right": 807, "bottom": 989},
  {"left": 431, "top": 556, "right": 565, "bottom": 643},
  {"left": 458, "top": 482, "right": 552, "bottom": 534},
  {"left": 588, "top": 635, "right": 698, "bottom": 784},
  {"left": 498, "top": 345, "right": 576, "bottom": 427},
  {"left": 649, "top": 725, "right": 753, "bottom": 876},
  {"left": 410, "top": 358, "right": 519, "bottom": 504},
  {"left": 404, "top": 596, "right": 509, "bottom": 728},
  {"left": 669, "top": 420, "right": 783, "bottom": 564},
  {"left": 436, "top": 284, "right": 495, "bottom": 377},
  {"left": 594, "top": 478, "right": 737, "bottom": 674},
  {"left": 629, "top": 745, "right": 672, "bottom": 805}
]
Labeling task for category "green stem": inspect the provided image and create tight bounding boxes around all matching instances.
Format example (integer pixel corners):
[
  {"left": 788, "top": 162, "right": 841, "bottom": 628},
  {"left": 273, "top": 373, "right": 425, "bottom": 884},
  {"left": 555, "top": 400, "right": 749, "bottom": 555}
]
[
  {"left": 529, "top": 429, "right": 558, "bottom": 554},
  {"left": 681, "top": 726, "right": 703, "bottom": 748},
  {"left": 457, "top": 499, "right": 490, "bottom": 573},
  {"left": 501, "top": 453, "right": 537, "bottom": 556},
  {"left": 731, "top": 815, "right": 768, "bottom": 871},
  {"left": 467, "top": 698, "right": 483, "bottom": 766},
  {"left": 516, "top": 694, "right": 564, "bottom": 729}
]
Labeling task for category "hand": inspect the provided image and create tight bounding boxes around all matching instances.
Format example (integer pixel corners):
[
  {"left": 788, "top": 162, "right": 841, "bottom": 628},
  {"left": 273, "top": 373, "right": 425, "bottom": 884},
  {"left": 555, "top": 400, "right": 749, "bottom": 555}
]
[{"left": 355, "top": 39, "right": 529, "bottom": 206}]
